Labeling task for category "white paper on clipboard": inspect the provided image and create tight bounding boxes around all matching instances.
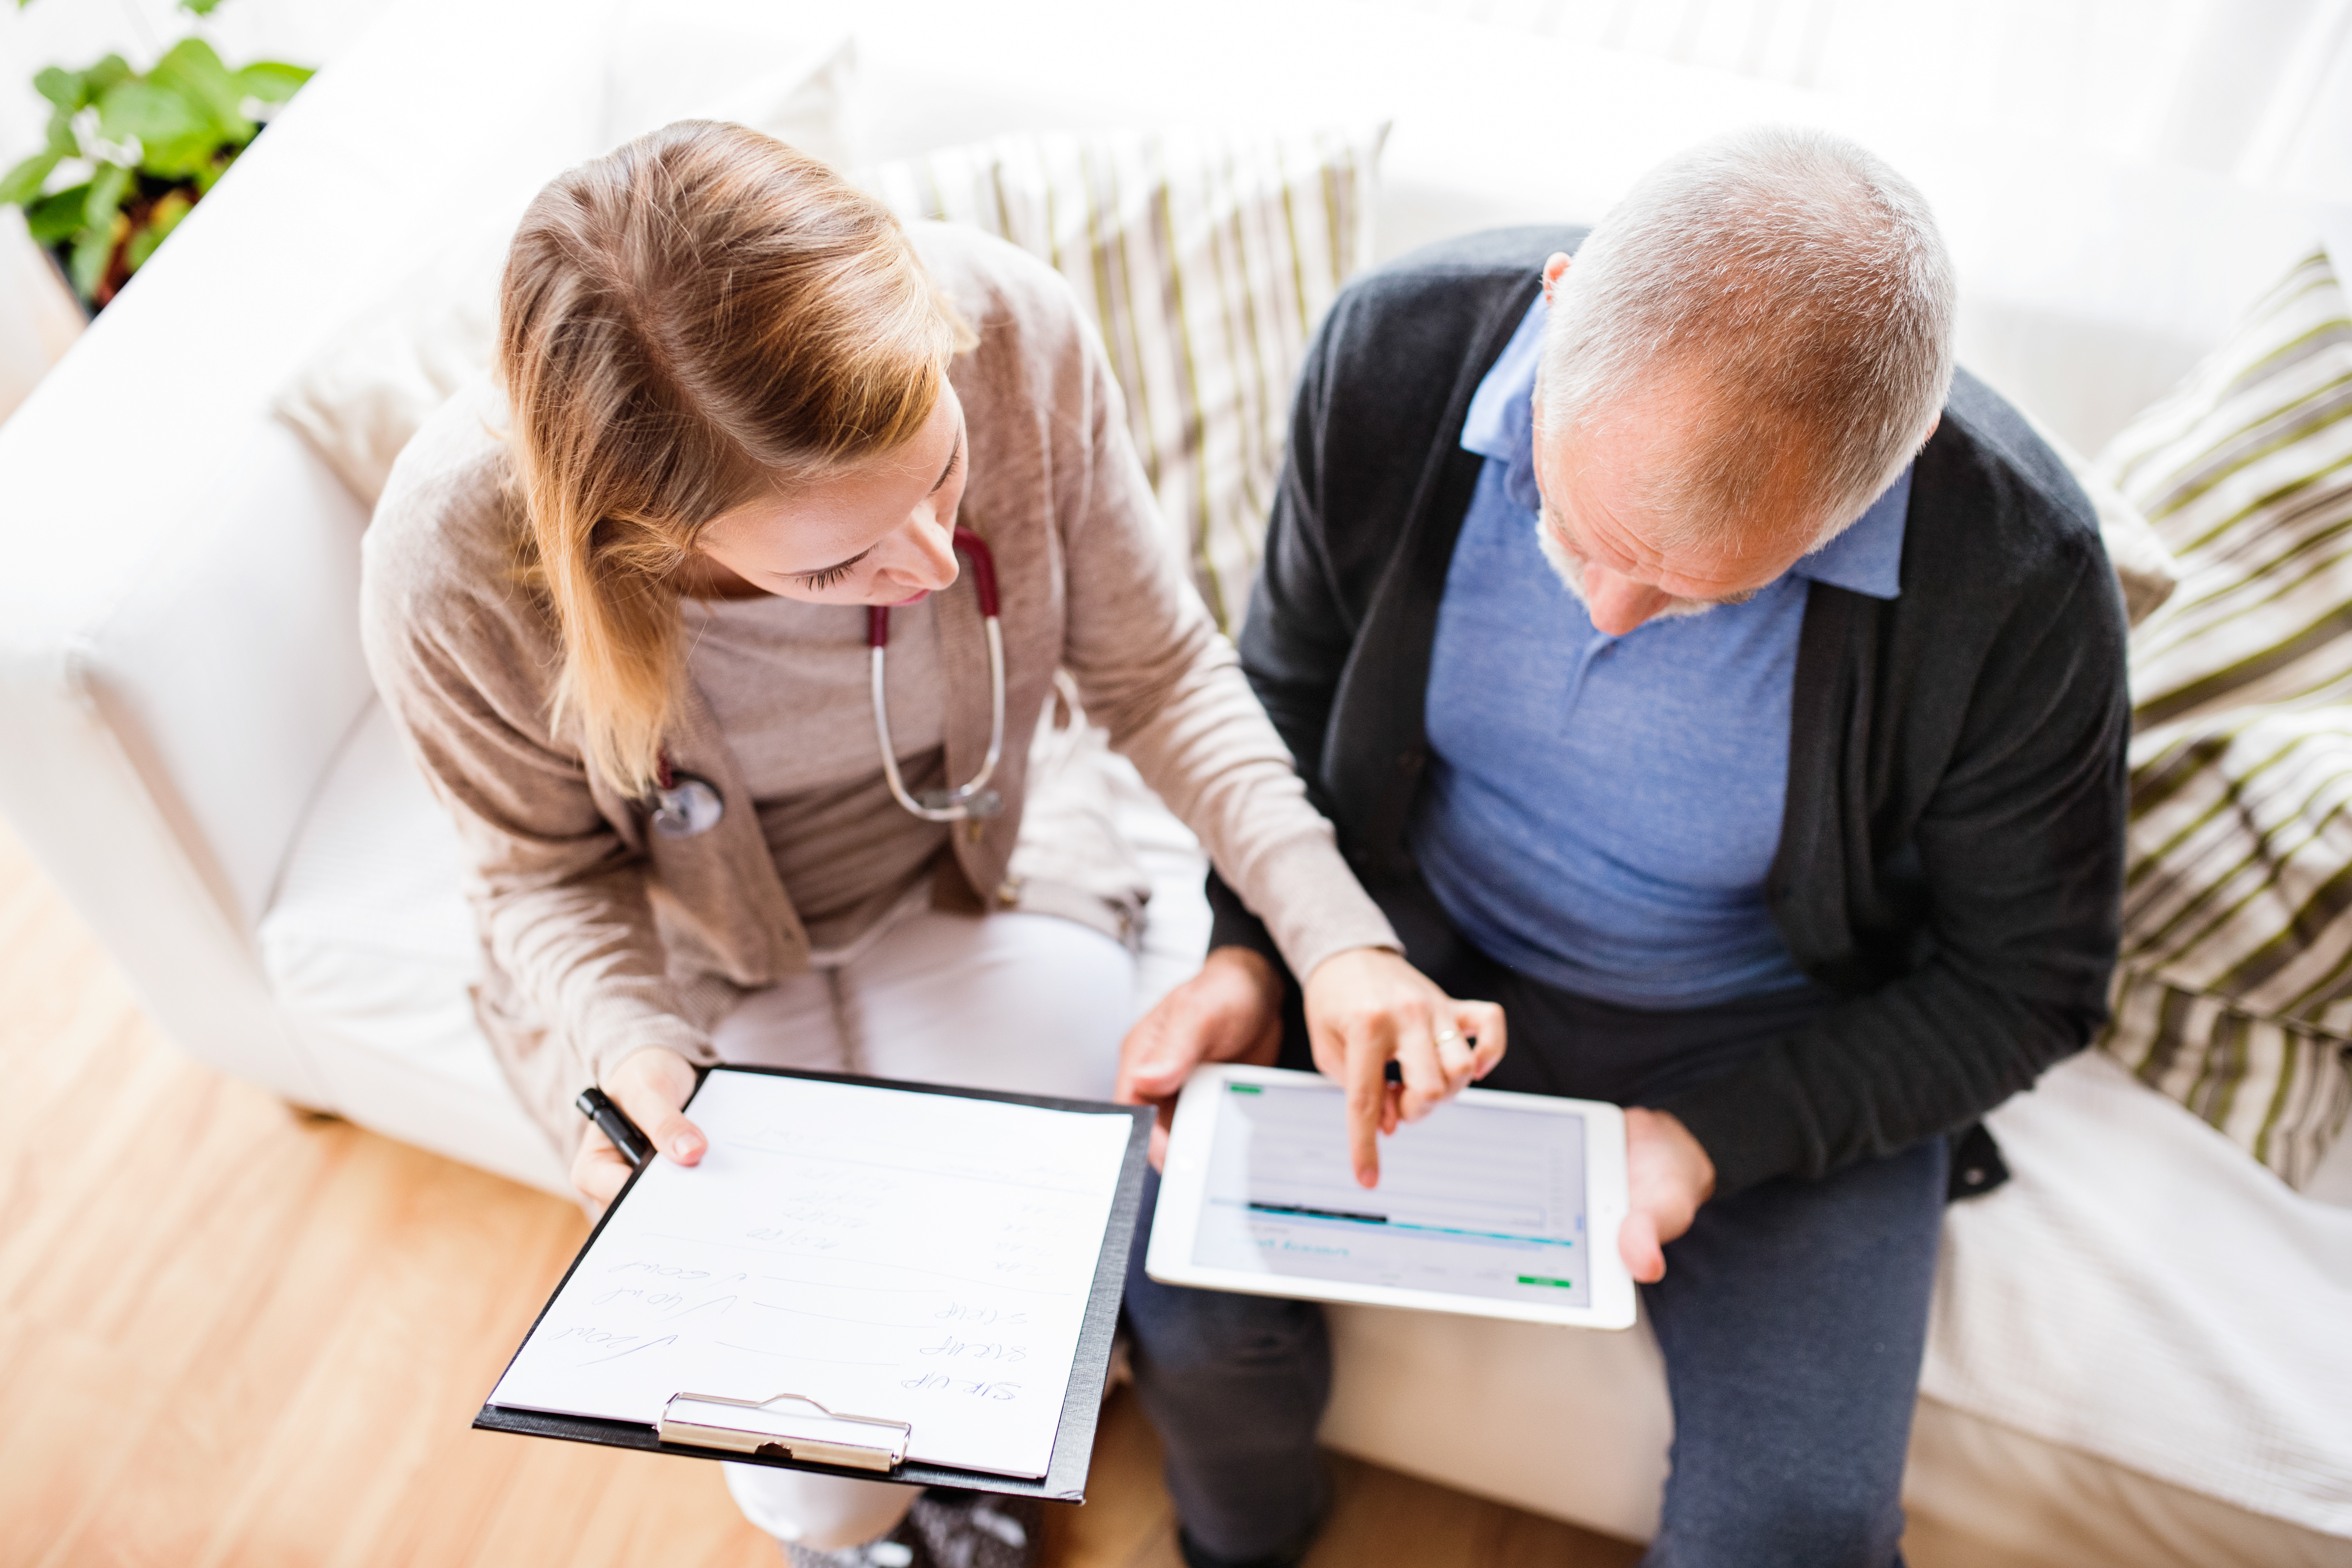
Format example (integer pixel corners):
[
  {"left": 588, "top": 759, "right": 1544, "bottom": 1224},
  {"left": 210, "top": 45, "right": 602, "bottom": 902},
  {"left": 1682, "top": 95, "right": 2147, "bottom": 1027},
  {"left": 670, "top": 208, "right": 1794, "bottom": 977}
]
[{"left": 486, "top": 1071, "right": 1135, "bottom": 1478}]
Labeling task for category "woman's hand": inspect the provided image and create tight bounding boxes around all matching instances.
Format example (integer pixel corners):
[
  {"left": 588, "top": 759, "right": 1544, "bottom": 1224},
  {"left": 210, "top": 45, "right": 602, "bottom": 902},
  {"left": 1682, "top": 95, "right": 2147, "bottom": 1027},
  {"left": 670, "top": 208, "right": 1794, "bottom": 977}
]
[
  {"left": 571, "top": 1045, "right": 708, "bottom": 1206},
  {"left": 1616, "top": 1107, "right": 1715, "bottom": 1283},
  {"left": 1302, "top": 948, "right": 1505, "bottom": 1188},
  {"left": 1116, "top": 947, "right": 1286, "bottom": 1169}
]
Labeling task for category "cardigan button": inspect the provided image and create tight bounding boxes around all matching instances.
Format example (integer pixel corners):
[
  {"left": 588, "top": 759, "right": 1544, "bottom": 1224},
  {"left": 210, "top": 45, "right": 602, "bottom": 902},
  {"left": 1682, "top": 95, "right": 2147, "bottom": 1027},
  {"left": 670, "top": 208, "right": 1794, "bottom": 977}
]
[{"left": 996, "top": 877, "right": 1025, "bottom": 907}]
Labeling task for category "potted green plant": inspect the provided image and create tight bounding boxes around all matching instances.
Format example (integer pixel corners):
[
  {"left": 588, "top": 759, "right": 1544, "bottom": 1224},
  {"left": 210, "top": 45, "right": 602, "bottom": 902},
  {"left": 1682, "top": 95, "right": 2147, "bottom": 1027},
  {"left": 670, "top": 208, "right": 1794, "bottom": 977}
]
[{"left": 0, "top": 4, "right": 310, "bottom": 310}]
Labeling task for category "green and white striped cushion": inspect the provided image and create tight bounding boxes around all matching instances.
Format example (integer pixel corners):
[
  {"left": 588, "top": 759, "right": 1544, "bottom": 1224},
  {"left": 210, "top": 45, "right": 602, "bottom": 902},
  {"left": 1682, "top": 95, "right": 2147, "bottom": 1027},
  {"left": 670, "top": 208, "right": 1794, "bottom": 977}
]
[
  {"left": 2098, "top": 248, "right": 2352, "bottom": 1186},
  {"left": 863, "top": 126, "right": 1385, "bottom": 632},
  {"left": 2115, "top": 250, "right": 2352, "bottom": 729}
]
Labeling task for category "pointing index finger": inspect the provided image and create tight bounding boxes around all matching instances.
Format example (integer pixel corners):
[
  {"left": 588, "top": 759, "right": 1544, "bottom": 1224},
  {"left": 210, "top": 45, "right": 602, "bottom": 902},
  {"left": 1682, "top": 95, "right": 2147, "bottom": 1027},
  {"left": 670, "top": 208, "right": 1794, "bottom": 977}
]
[{"left": 1344, "top": 1014, "right": 1391, "bottom": 1188}]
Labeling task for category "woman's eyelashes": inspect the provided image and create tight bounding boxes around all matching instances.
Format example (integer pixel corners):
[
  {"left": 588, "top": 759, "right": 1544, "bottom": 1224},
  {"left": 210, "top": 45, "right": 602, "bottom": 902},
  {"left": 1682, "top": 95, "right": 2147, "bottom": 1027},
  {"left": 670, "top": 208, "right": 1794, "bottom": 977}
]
[{"left": 794, "top": 561, "right": 856, "bottom": 592}]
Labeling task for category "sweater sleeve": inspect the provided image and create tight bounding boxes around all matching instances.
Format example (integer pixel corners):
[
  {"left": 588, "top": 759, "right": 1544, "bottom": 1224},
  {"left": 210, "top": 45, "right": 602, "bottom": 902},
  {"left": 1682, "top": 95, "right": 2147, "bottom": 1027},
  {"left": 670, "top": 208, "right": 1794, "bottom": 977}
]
[
  {"left": 1201, "top": 299, "right": 1372, "bottom": 977},
  {"left": 1661, "top": 548, "right": 2130, "bottom": 1195},
  {"left": 1042, "top": 292, "right": 1398, "bottom": 984}
]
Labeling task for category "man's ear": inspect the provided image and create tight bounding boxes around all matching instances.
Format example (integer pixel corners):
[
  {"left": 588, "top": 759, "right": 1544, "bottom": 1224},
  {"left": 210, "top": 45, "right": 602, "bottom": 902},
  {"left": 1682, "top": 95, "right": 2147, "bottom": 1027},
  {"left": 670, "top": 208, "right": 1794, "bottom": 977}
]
[{"left": 1541, "top": 251, "right": 1572, "bottom": 303}]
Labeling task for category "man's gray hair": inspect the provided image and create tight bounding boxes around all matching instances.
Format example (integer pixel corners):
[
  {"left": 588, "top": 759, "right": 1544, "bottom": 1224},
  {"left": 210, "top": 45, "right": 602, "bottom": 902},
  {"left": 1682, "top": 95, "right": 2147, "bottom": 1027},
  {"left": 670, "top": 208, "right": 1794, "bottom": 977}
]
[{"left": 1538, "top": 125, "right": 1955, "bottom": 546}]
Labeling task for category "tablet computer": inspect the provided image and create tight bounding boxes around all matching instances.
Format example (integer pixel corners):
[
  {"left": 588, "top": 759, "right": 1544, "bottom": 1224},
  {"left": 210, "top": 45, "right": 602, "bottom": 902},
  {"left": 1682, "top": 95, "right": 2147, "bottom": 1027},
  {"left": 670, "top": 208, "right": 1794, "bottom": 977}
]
[{"left": 1146, "top": 1065, "right": 1635, "bottom": 1330}]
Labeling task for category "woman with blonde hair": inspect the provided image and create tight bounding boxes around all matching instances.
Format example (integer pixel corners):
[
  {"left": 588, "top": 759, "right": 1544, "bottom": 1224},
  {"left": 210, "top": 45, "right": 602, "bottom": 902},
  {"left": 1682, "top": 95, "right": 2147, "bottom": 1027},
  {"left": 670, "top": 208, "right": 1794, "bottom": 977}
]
[{"left": 361, "top": 122, "right": 1501, "bottom": 1567}]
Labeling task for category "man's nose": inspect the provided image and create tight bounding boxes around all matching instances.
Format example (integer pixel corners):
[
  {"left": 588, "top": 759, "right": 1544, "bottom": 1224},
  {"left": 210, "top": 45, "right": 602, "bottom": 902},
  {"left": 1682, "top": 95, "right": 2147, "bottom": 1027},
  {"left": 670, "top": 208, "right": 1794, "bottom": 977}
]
[{"left": 1582, "top": 563, "right": 1668, "bottom": 636}]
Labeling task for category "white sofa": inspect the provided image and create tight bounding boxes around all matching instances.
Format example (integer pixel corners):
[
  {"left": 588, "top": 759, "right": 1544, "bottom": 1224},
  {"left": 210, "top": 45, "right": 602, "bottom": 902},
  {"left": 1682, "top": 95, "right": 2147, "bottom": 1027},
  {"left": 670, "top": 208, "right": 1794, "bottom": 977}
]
[{"left": 2, "top": 0, "right": 2348, "bottom": 1562}]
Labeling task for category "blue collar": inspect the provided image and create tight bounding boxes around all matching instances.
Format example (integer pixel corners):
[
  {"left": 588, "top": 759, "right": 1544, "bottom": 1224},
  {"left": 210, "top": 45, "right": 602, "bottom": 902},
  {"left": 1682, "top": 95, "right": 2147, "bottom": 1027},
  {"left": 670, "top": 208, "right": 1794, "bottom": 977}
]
[{"left": 1461, "top": 292, "right": 1908, "bottom": 601}]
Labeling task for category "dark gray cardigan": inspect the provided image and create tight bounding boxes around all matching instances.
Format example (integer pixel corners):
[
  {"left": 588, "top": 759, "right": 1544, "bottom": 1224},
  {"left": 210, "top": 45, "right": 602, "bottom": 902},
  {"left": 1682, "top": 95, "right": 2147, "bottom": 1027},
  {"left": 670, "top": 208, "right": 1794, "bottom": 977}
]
[{"left": 1207, "top": 227, "right": 2132, "bottom": 1196}]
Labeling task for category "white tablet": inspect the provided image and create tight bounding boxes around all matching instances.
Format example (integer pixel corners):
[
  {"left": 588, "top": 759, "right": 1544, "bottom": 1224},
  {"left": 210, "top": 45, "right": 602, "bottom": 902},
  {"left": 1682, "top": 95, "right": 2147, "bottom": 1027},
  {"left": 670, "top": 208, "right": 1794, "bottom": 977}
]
[{"left": 1146, "top": 1065, "right": 1635, "bottom": 1330}]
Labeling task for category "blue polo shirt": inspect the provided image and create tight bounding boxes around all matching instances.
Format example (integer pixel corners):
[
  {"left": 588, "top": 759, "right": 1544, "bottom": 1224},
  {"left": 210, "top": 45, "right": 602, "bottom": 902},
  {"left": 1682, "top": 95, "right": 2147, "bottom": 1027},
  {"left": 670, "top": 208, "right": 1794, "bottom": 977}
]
[{"left": 1409, "top": 297, "right": 1911, "bottom": 1009}]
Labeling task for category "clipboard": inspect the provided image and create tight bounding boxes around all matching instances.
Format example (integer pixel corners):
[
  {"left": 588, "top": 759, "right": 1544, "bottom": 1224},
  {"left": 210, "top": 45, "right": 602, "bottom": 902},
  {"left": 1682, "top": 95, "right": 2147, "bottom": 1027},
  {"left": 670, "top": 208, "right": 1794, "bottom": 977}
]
[{"left": 474, "top": 1065, "right": 1154, "bottom": 1502}]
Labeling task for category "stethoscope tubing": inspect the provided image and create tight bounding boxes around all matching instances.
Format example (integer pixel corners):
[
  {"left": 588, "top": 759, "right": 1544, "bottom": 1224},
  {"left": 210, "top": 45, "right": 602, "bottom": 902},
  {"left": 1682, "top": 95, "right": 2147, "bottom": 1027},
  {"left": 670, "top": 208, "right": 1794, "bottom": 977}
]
[
  {"left": 649, "top": 525, "right": 1007, "bottom": 837},
  {"left": 868, "top": 525, "right": 1007, "bottom": 823}
]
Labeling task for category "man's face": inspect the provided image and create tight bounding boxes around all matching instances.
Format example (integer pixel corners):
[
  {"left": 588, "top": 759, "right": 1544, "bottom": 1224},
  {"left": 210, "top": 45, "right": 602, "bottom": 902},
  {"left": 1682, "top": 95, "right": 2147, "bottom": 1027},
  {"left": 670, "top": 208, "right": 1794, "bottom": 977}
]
[
  {"left": 1528, "top": 392, "right": 1820, "bottom": 636},
  {"left": 1528, "top": 251, "right": 1820, "bottom": 637}
]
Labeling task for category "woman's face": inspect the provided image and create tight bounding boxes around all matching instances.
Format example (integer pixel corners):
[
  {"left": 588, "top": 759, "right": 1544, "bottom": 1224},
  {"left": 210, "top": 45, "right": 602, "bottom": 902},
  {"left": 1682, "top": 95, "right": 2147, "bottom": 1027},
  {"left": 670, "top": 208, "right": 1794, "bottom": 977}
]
[{"left": 692, "top": 384, "right": 969, "bottom": 607}]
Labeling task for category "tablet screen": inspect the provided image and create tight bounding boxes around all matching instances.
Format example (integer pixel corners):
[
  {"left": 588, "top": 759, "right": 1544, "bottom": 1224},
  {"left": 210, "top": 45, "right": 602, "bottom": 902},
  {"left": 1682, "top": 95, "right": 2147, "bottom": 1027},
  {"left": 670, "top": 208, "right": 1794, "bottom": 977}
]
[{"left": 1189, "top": 1079, "right": 1592, "bottom": 1309}]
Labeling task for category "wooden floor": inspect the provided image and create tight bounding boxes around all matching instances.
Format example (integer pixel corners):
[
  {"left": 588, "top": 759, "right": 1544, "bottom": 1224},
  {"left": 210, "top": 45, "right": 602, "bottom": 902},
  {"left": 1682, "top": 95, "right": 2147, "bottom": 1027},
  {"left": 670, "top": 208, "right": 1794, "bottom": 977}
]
[{"left": 0, "top": 819, "right": 1641, "bottom": 1568}]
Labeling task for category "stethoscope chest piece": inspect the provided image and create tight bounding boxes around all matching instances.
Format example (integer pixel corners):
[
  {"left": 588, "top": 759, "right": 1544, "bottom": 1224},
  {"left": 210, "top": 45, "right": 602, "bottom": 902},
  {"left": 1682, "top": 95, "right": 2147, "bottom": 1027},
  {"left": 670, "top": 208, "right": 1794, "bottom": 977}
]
[{"left": 649, "top": 772, "right": 725, "bottom": 838}]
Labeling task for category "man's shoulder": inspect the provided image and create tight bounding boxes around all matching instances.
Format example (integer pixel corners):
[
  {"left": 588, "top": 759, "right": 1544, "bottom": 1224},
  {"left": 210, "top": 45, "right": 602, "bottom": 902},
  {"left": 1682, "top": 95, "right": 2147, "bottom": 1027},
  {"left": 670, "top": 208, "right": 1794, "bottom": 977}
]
[
  {"left": 1298, "top": 228, "right": 1583, "bottom": 499},
  {"left": 1355, "top": 226, "right": 1585, "bottom": 294},
  {"left": 1910, "top": 369, "right": 2113, "bottom": 612},
  {"left": 1320, "top": 226, "right": 1581, "bottom": 356}
]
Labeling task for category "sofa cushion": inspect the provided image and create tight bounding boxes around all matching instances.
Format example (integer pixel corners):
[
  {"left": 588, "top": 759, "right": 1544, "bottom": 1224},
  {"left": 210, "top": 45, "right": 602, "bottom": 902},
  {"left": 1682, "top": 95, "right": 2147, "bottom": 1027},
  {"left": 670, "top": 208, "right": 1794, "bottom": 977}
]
[
  {"left": 2113, "top": 248, "right": 2352, "bottom": 730},
  {"left": 2098, "top": 247, "right": 2352, "bottom": 1184},
  {"left": 1919, "top": 1051, "right": 2352, "bottom": 1541}
]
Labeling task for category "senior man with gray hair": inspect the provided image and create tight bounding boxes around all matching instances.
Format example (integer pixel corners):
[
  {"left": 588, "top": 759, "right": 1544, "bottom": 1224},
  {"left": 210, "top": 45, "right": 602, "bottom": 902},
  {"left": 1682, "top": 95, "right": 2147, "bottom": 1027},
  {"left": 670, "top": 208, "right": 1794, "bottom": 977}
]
[{"left": 1111, "top": 126, "right": 2129, "bottom": 1568}]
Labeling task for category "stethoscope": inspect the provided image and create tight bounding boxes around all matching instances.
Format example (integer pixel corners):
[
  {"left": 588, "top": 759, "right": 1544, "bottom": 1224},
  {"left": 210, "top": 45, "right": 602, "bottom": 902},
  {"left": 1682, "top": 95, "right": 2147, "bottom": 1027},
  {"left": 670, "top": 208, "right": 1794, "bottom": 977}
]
[{"left": 648, "top": 525, "right": 1007, "bottom": 839}]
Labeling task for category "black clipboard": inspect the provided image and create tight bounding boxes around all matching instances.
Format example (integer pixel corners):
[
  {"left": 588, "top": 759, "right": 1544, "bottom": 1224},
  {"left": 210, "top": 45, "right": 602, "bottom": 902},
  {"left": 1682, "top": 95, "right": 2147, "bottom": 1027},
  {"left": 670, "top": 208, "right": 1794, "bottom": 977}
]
[{"left": 474, "top": 1065, "right": 1154, "bottom": 1503}]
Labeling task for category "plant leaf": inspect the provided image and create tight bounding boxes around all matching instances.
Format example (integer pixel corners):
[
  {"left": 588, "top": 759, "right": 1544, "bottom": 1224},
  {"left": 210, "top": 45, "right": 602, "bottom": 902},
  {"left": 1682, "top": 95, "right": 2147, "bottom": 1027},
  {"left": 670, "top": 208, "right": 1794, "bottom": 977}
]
[
  {"left": 68, "top": 216, "right": 120, "bottom": 299},
  {"left": 0, "top": 150, "right": 59, "bottom": 207},
  {"left": 26, "top": 184, "right": 89, "bottom": 244},
  {"left": 178, "top": 0, "right": 225, "bottom": 13},
  {"left": 33, "top": 65, "right": 83, "bottom": 110},
  {"left": 41, "top": 54, "right": 135, "bottom": 112},
  {"left": 148, "top": 37, "right": 253, "bottom": 144},
  {"left": 85, "top": 54, "right": 134, "bottom": 98},
  {"left": 98, "top": 79, "right": 217, "bottom": 178},
  {"left": 81, "top": 161, "right": 131, "bottom": 229},
  {"left": 234, "top": 60, "right": 315, "bottom": 104}
]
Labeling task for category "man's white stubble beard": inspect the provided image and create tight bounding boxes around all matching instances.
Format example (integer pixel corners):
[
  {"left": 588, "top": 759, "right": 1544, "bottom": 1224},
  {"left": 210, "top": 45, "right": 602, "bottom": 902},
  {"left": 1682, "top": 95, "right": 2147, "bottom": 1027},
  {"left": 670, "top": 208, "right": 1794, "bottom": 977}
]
[{"left": 1533, "top": 509, "right": 1719, "bottom": 623}]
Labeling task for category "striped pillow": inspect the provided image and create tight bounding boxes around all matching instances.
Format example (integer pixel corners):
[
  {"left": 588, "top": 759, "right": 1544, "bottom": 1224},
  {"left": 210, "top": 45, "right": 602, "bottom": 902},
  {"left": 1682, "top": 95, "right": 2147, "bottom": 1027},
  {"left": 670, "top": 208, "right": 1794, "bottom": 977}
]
[
  {"left": 2098, "top": 248, "right": 2352, "bottom": 1187},
  {"left": 862, "top": 126, "right": 1385, "bottom": 632}
]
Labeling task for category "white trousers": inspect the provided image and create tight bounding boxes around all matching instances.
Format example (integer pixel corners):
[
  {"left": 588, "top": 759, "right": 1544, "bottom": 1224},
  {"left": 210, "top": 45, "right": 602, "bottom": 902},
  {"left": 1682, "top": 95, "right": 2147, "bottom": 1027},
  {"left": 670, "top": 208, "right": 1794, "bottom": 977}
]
[{"left": 715, "top": 904, "right": 1136, "bottom": 1552}]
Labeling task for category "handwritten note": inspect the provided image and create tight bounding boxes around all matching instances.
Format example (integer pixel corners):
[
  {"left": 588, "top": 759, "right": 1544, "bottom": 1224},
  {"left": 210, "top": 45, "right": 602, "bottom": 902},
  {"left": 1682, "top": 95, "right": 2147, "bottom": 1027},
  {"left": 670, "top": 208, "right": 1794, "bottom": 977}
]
[{"left": 487, "top": 1071, "right": 1135, "bottom": 1478}]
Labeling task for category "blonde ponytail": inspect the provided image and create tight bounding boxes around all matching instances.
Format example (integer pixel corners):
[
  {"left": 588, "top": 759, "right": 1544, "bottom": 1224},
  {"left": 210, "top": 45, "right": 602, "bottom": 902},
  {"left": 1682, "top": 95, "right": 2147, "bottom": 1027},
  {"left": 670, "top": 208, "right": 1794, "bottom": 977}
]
[{"left": 497, "top": 121, "right": 965, "bottom": 797}]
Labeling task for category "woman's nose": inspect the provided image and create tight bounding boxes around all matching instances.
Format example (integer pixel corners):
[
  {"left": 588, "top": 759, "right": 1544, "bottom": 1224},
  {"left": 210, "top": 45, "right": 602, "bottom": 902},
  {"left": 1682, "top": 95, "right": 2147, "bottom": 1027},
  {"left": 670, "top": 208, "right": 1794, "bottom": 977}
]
[
  {"left": 885, "top": 514, "right": 959, "bottom": 593},
  {"left": 1582, "top": 564, "right": 1667, "bottom": 636}
]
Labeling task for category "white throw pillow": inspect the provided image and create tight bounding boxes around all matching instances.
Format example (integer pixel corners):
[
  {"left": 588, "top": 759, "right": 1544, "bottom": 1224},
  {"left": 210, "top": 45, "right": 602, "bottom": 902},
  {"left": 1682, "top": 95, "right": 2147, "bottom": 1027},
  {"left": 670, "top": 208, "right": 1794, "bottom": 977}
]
[{"left": 272, "top": 36, "right": 857, "bottom": 506}]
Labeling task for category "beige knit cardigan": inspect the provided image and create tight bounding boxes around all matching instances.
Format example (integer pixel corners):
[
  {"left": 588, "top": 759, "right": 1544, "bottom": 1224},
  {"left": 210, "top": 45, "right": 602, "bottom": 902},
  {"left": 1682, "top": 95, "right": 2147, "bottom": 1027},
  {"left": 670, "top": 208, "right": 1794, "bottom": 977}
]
[{"left": 360, "top": 223, "right": 1396, "bottom": 1157}]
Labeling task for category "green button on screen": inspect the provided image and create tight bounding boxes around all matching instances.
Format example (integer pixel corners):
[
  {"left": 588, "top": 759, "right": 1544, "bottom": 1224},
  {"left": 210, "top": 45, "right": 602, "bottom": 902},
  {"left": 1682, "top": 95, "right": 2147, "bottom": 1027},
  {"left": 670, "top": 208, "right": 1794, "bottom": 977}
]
[
  {"left": 1228, "top": 1083, "right": 1263, "bottom": 1094},
  {"left": 1516, "top": 1275, "right": 1574, "bottom": 1289}
]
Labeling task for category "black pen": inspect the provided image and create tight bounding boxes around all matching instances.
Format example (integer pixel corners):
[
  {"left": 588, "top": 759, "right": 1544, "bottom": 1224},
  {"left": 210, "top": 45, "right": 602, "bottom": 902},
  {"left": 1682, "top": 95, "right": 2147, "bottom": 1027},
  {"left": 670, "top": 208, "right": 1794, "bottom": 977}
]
[{"left": 576, "top": 1085, "right": 656, "bottom": 1168}]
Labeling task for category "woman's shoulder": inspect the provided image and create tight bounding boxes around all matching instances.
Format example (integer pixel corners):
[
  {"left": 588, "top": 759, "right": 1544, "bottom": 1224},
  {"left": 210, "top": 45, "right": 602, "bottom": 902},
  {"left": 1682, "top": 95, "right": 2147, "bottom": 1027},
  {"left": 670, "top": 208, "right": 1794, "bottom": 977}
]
[
  {"left": 909, "top": 221, "right": 1093, "bottom": 376},
  {"left": 362, "top": 375, "right": 550, "bottom": 658}
]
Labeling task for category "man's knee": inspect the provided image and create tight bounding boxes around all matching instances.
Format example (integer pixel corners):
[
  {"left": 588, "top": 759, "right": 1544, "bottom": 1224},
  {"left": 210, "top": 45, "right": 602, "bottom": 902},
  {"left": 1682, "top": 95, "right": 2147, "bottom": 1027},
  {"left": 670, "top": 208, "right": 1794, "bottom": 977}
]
[
  {"left": 1124, "top": 1269, "right": 1328, "bottom": 1379},
  {"left": 1653, "top": 1466, "right": 1905, "bottom": 1568}
]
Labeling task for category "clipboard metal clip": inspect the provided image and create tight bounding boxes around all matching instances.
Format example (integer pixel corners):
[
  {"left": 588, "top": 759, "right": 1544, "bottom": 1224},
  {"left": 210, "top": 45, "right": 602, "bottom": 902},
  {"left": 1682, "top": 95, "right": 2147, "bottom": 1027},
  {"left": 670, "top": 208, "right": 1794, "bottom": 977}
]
[{"left": 658, "top": 1390, "right": 913, "bottom": 1472}]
